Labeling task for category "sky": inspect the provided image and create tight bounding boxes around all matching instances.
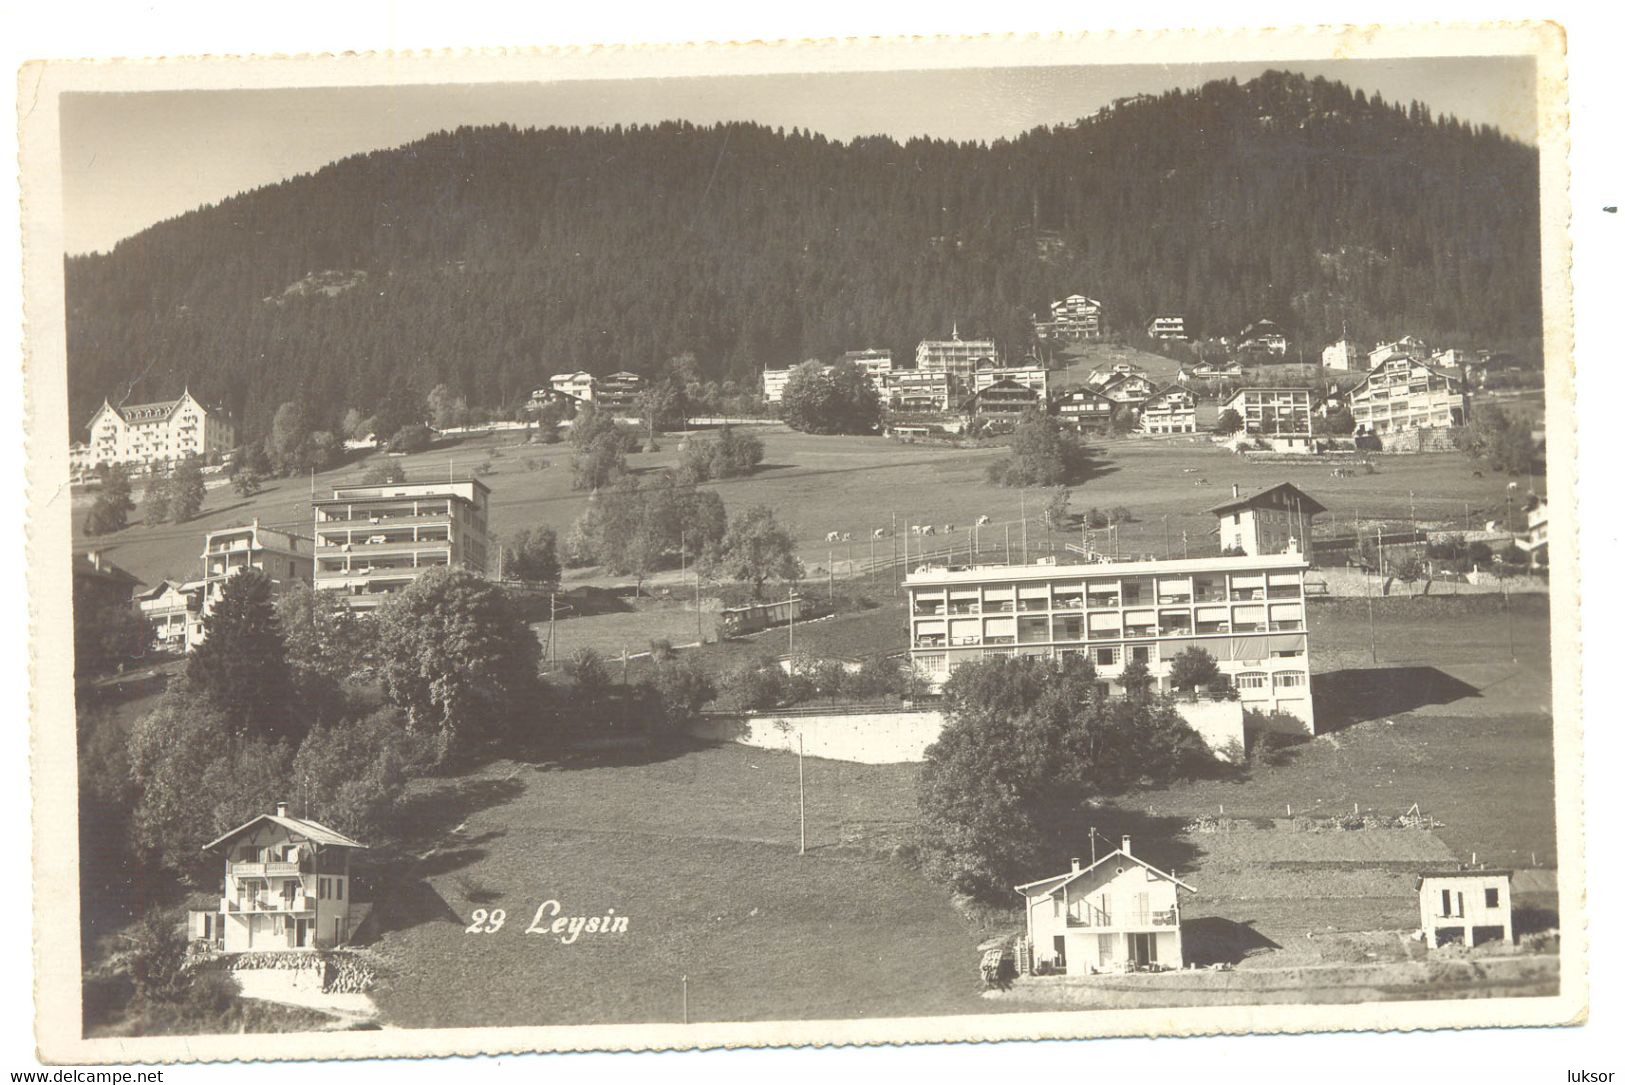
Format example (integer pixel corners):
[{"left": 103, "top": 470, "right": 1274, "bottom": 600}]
[{"left": 59, "top": 56, "right": 1538, "bottom": 256}]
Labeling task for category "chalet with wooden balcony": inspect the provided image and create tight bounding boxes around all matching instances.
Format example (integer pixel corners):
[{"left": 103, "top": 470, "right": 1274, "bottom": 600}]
[
  {"left": 189, "top": 802, "right": 366, "bottom": 953},
  {"left": 1018, "top": 837, "right": 1194, "bottom": 974}
]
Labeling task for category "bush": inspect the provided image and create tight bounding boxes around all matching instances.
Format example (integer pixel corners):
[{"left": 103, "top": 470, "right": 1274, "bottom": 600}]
[
  {"left": 647, "top": 656, "right": 717, "bottom": 731},
  {"left": 715, "top": 657, "right": 786, "bottom": 712},
  {"left": 387, "top": 424, "right": 434, "bottom": 454},
  {"left": 361, "top": 461, "right": 408, "bottom": 486}
]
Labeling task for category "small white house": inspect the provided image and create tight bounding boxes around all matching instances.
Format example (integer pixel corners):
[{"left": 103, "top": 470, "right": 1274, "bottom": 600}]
[
  {"left": 1017, "top": 837, "right": 1194, "bottom": 974},
  {"left": 189, "top": 802, "right": 367, "bottom": 953},
  {"left": 1417, "top": 868, "right": 1514, "bottom": 949}
]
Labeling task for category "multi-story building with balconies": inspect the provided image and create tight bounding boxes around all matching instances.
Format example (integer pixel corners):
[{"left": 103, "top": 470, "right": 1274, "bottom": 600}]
[
  {"left": 80, "top": 389, "right": 235, "bottom": 471},
  {"left": 916, "top": 329, "right": 997, "bottom": 397},
  {"left": 189, "top": 801, "right": 366, "bottom": 952},
  {"left": 313, "top": 479, "right": 491, "bottom": 610},
  {"left": 1017, "top": 836, "right": 1194, "bottom": 974},
  {"left": 904, "top": 550, "right": 1315, "bottom": 732},
  {"left": 1224, "top": 387, "right": 1315, "bottom": 452},
  {"left": 1348, "top": 356, "right": 1468, "bottom": 436},
  {"left": 1137, "top": 386, "right": 1198, "bottom": 434},
  {"left": 1035, "top": 294, "right": 1105, "bottom": 341}
]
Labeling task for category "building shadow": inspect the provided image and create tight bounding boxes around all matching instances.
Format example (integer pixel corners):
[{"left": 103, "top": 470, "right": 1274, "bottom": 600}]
[
  {"left": 1312, "top": 666, "right": 1482, "bottom": 732},
  {"left": 1182, "top": 916, "right": 1283, "bottom": 966}
]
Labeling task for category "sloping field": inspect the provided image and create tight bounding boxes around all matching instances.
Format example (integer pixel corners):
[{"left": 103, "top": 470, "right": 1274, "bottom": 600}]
[{"left": 365, "top": 745, "right": 1008, "bottom": 1028}]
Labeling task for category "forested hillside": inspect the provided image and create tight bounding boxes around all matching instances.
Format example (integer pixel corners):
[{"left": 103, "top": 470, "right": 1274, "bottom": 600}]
[{"left": 64, "top": 70, "right": 1541, "bottom": 441}]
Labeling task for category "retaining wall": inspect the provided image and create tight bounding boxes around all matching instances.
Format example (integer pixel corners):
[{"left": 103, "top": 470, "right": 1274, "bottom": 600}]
[
  {"left": 694, "top": 701, "right": 1244, "bottom": 764},
  {"left": 1311, "top": 567, "right": 1547, "bottom": 597}
]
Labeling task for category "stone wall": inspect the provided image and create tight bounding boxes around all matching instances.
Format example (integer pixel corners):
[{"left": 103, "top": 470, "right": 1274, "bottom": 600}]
[{"left": 694, "top": 701, "right": 1243, "bottom": 764}]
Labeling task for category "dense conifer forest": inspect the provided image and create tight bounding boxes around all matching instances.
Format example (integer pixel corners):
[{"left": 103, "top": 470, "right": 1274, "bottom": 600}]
[{"left": 64, "top": 70, "right": 1540, "bottom": 441}]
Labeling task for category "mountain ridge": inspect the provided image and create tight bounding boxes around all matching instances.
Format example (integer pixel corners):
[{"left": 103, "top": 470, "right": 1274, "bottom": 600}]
[{"left": 63, "top": 69, "right": 1541, "bottom": 440}]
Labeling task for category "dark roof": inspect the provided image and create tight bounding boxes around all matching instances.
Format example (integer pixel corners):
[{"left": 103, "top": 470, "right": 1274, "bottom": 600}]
[
  {"left": 1417, "top": 868, "right": 1514, "bottom": 881},
  {"left": 72, "top": 552, "right": 141, "bottom": 589},
  {"left": 1208, "top": 482, "right": 1328, "bottom": 517}
]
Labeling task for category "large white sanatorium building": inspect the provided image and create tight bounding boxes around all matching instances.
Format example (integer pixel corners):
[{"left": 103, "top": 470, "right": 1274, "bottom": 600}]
[
  {"left": 904, "top": 551, "right": 1316, "bottom": 733},
  {"left": 80, "top": 390, "right": 236, "bottom": 470}
]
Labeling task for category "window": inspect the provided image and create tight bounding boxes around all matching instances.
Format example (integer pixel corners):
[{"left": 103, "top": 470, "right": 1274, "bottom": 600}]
[
  {"left": 336, "top": 878, "right": 344, "bottom": 901},
  {"left": 1485, "top": 887, "right": 1500, "bottom": 909},
  {"left": 1441, "top": 889, "right": 1453, "bottom": 916},
  {"left": 1274, "top": 672, "right": 1307, "bottom": 688},
  {"left": 1235, "top": 672, "right": 1267, "bottom": 690},
  {"left": 1130, "top": 645, "right": 1152, "bottom": 664},
  {"left": 1095, "top": 646, "right": 1120, "bottom": 667}
]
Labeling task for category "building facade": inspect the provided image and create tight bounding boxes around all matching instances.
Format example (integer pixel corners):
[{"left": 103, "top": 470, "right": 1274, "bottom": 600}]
[
  {"left": 1146, "top": 315, "right": 1188, "bottom": 340},
  {"left": 1137, "top": 387, "right": 1198, "bottom": 434},
  {"left": 1349, "top": 357, "right": 1468, "bottom": 436},
  {"left": 134, "top": 580, "right": 201, "bottom": 654},
  {"left": 1224, "top": 388, "right": 1315, "bottom": 452},
  {"left": 964, "top": 379, "right": 1042, "bottom": 425},
  {"left": 1210, "top": 483, "right": 1325, "bottom": 563},
  {"left": 81, "top": 390, "right": 236, "bottom": 471},
  {"left": 1416, "top": 868, "right": 1513, "bottom": 950},
  {"left": 1018, "top": 839, "right": 1193, "bottom": 974},
  {"left": 972, "top": 363, "right": 1049, "bottom": 398},
  {"left": 1368, "top": 335, "right": 1429, "bottom": 368},
  {"left": 189, "top": 802, "right": 366, "bottom": 953},
  {"left": 595, "top": 371, "right": 644, "bottom": 414},
  {"left": 1036, "top": 294, "right": 1105, "bottom": 341},
  {"left": 904, "top": 552, "right": 1316, "bottom": 732},
  {"left": 548, "top": 371, "right": 596, "bottom": 402},
  {"left": 916, "top": 332, "right": 997, "bottom": 395},
  {"left": 838, "top": 349, "right": 895, "bottom": 377},
  {"left": 313, "top": 479, "right": 491, "bottom": 610},
  {"left": 1238, "top": 320, "right": 1288, "bottom": 355},
  {"left": 1052, "top": 387, "right": 1117, "bottom": 432},
  {"left": 884, "top": 369, "right": 953, "bottom": 413},
  {"left": 1321, "top": 339, "right": 1362, "bottom": 371}
]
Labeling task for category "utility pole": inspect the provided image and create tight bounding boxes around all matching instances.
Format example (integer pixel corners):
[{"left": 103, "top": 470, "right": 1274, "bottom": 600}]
[
  {"left": 1021, "top": 492, "right": 1029, "bottom": 563},
  {"left": 1182, "top": 530, "right": 1189, "bottom": 559},
  {"left": 1365, "top": 565, "right": 1377, "bottom": 663},
  {"left": 695, "top": 572, "right": 702, "bottom": 644},
  {"left": 549, "top": 591, "right": 558, "bottom": 666},
  {"left": 1163, "top": 515, "right": 1171, "bottom": 559},
  {"left": 828, "top": 547, "right": 835, "bottom": 603},
  {"left": 681, "top": 975, "right": 689, "bottom": 1024},
  {"left": 787, "top": 593, "right": 794, "bottom": 663},
  {"left": 798, "top": 732, "right": 807, "bottom": 856}
]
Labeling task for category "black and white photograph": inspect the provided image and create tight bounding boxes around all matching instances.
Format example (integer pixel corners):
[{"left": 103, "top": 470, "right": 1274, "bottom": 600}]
[{"left": 16, "top": 19, "right": 1593, "bottom": 1066}]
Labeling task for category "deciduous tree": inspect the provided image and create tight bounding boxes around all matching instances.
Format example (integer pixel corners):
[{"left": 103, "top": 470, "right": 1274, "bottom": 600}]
[{"left": 706, "top": 503, "right": 801, "bottom": 599}]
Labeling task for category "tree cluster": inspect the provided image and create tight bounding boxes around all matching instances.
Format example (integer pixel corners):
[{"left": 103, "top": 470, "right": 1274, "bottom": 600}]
[
  {"left": 780, "top": 360, "right": 882, "bottom": 435},
  {"left": 677, "top": 425, "right": 765, "bottom": 482},
  {"left": 1459, "top": 402, "right": 1539, "bottom": 475},
  {"left": 917, "top": 655, "right": 1218, "bottom": 900},
  {"left": 986, "top": 410, "right": 1097, "bottom": 487}
]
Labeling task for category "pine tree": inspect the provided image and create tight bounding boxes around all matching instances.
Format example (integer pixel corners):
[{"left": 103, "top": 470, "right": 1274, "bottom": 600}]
[{"left": 185, "top": 569, "right": 298, "bottom": 740}]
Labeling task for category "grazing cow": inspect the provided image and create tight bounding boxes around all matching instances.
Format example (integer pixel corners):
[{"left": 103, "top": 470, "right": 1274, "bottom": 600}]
[
  {"left": 841, "top": 532, "right": 853, "bottom": 543},
  {"left": 943, "top": 524, "right": 955, "bottom": 534},
  {"left": 825, "top": 531, "right": 841, "bottom": 543},
  {"left": 910, "top": 525, "right": 923, "bottom": 536},
  {"left": 873, "top": 528, "right": 887, "bottom": 539},
  {"left": 975, "top": 515, "right": 992, "bottom": 526},
  {"left": 920, "top": 525, "right": 936, "bottom": 536}
]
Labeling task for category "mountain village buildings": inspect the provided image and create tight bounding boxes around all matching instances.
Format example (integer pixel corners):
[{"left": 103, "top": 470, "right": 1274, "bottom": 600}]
[
  {"left": 1018, "top": 837, "right": 1194, "bottom": 974},
  {"left": 80, "top": 390, "right": 236, "bottom": 471},
  {"left": 313, "top": 479, "right": 492, "bottom": 611},
  {"left": 189, "top": 802, "right": 367, "bottom": 952},
  {"left": 904, "top": 549, "right": 1316, "bottom": 733},
  {"left": 1348, "top": 356, "right": 1468, "bottom": 436},
  {"left": 1238, "top": 320, "right": 1288, "bottom": 355}
]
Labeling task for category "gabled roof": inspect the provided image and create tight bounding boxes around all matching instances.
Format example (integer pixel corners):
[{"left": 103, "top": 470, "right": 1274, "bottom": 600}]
[
  {"left": 1015, "top": 847, "right": 1196, "bottom": 897},
  {"left": 1349, "top": 355, "right": 1458, "bottom": 394},
  {"left": 1208, "top": 481, "right": 1328, "bottom": 517},
  {"left": 202, "top": 812, "right": 369, "bottom": 852},
  {"left": 1143, "top": 384, "right": 1194, "bottom": 407}
]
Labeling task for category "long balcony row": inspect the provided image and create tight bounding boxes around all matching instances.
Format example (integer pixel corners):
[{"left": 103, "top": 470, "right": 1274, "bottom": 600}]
[
  {"left": 1065, "top": 908, "right": 1179, "bottom": 930},
  {"left": 221, "top": 894, "right": 317, "bottom": 914}
]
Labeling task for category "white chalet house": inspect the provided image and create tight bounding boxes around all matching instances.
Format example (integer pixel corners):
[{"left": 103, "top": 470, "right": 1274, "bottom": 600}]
[
  {"left": 189, "top": 802, "right": 367, "bottom": 953},
  {"left": 1018, "top": 837, "right": 1194, "bottom": 974}
]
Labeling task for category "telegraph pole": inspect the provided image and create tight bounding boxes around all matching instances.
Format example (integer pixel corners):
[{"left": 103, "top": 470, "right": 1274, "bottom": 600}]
[
  {"left": 798, "top": 732, "right": 807, "bottom": 857},
  {"left": 1365, "top": 565, "right": 1377, "bottom": 663},
  {"left": 549, "top": 591, "right": 558, "bottom": 666}
]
